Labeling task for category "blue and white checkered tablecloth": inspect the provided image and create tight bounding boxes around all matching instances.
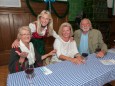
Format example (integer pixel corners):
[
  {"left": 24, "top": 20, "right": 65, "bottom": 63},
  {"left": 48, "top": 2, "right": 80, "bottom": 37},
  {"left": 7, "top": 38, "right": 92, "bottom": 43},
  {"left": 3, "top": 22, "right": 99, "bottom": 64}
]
[
  {"left": 7, "top": 52, "right": 115, "bottom": 86},
  {"left": 108, "top": 48, "right": 115, "bottom": 54}
]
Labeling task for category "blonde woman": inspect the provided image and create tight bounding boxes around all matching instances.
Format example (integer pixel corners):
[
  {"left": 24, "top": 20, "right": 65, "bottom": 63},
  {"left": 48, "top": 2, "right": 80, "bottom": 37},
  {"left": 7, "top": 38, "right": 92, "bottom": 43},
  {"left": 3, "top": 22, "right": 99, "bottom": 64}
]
[
  {"left": 50, "top": 22, "right": 84, "bottom": 64},
  {"left": 12, "top": 10, "right": 58, "bottom": 55}
]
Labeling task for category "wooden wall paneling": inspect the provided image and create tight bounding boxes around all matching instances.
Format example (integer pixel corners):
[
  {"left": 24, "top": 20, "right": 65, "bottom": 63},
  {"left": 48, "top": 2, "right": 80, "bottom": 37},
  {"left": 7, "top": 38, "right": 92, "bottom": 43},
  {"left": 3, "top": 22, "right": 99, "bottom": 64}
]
[
  {"left": 29, "top": 14, "right": 36, "bottom": 23},
  {"left": 12, "top": 13, "right": 30, "bottom": 38},
  {"left": 52, "top": 2, "right": 68, "bottom": 14},
  {"left": 9, "top": 13, "right": 15, "bottom": 43},
  {"left": 0, "top": 14, "right": 12, "bottom": 50},
  {"left": 0, "top": 53, "right": 10, "bottom": 66},
  {"left": 0, "top": 14, "right": 12, "bottom": 65}
]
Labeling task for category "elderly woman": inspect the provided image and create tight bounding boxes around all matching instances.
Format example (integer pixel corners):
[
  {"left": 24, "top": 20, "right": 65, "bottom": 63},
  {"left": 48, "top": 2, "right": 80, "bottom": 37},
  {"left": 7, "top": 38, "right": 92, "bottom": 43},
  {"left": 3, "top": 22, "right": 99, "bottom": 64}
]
[
  {"left": 9, "top": 26, "right": 56, "bottom": 73},
  {"left": 50, "top": 22, "right": 84, "bottom": 64}
]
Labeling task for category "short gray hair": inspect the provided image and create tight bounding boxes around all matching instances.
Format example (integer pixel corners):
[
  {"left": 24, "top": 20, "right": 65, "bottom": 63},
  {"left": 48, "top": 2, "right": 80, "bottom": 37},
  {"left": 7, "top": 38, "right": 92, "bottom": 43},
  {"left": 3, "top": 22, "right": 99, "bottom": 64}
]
[
  {"left": 80, "top": 18, "right": 92, "bottom": 29},
  {"left": 17, "top": 26, "right": 31, "bottom": 39}
]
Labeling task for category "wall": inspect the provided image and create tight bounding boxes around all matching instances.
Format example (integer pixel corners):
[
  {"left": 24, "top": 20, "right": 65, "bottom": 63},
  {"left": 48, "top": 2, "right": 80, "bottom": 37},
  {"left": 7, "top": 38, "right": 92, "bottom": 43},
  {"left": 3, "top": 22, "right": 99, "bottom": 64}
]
[
  {"left": 68, "top": 0, "right": 84, "bottom": 21},
  {"left": 0, "top": 0, "right": 68, "bottom": 66},
  {"left": 110, "top": 16, "right": 115, "bottom": 46}
]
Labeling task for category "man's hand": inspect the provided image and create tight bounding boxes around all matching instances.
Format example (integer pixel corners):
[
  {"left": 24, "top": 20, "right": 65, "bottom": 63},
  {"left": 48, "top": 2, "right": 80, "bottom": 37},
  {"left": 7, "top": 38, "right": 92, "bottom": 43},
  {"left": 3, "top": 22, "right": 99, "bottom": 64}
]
[{"left": 96, "top": 51, "right": 105, "bottom": 58}]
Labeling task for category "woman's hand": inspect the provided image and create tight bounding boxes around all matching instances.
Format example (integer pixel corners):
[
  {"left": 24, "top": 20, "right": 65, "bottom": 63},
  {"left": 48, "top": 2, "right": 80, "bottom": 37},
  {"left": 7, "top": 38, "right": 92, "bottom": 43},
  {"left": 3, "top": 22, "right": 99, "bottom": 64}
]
[
  {"left": 70, "top": 37, "right": 74, "bottom": 42},
  {"left": 48, "top": 49, "right": 56, "bottom": 56},
  {"left": 71, "top": 56, "right": 84, "bottom": 64},
  {"left": 11, "top": 39, "right": 19, "bottom": 48},
  {"left": 15, "top": 51, "right": 28, "bottom": 64},
  {"left": 42, "top": 49, "right": 56, "bottom": 60},
  {"left": 15, "top": 51, "right": 28, "bottom": 58}
]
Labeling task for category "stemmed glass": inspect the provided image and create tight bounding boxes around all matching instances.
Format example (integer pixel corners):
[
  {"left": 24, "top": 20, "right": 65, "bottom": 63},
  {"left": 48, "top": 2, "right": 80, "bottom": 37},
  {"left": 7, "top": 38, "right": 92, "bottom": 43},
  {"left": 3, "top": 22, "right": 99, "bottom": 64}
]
[
  {"left": 25, "top": 61, "right": 35, "bottom": 86},
  {"left": 82, "top": 50, "right": 88, "bottom": 60}
]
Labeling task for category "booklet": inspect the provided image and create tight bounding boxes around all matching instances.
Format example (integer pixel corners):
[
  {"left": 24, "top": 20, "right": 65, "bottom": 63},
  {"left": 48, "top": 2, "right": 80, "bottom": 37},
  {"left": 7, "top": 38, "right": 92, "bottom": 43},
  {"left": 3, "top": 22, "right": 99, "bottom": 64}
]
[
  {"left": 100, "top": 59, "right": 115, "bottom": 65},
  {"left": 40, "top": 67, "right": 52, "bottom": 75}
]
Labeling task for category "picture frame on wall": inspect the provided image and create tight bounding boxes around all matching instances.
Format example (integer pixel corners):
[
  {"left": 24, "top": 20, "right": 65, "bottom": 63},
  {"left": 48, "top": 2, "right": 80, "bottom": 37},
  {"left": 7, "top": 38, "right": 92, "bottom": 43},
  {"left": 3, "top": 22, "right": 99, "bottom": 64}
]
[{"left": 0, "top": 0, "right": 21, "bottom": 7}]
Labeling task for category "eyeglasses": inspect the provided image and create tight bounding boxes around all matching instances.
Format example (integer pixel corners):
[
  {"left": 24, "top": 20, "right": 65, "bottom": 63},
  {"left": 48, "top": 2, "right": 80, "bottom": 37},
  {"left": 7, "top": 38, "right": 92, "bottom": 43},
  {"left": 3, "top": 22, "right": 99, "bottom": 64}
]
[{"left": 20, "top": 34, "right": 31, "bottom": 36}]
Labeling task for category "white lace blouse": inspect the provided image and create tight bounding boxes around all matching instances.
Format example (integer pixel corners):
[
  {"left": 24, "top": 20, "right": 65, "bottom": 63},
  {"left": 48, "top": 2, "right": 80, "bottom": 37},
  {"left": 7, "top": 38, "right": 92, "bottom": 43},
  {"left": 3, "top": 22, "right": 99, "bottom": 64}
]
[{"left": 51, "top": 38, "right": 79, "bottom": 63}]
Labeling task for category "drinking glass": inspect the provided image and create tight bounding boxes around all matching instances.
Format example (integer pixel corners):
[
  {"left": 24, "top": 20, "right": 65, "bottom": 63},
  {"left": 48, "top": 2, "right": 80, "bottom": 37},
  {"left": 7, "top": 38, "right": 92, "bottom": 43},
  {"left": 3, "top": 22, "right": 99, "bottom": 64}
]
[
  {"left": 81, "top": 49, "right": 89, "bottom": 60},
  {"left": 82, "top": 53, "right": 88, "bottom": 60},
  {"left": 25, "top": 61, "right": 34, "bottom": 86}
]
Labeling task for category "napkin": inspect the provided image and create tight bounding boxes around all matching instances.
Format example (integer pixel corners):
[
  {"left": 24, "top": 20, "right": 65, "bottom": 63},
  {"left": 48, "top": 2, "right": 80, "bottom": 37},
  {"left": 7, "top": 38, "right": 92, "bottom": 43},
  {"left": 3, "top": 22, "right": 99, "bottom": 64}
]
[{"left": 40, "top": 67, "right": 52, "bottom": 75}]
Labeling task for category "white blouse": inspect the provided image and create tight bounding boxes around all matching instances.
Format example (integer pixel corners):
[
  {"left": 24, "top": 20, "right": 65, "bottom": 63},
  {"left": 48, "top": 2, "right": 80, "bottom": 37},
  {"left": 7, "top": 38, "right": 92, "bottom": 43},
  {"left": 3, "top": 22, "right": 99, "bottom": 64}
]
[{"left": 51, "top": 38, "right": 79, "bottom": 63}]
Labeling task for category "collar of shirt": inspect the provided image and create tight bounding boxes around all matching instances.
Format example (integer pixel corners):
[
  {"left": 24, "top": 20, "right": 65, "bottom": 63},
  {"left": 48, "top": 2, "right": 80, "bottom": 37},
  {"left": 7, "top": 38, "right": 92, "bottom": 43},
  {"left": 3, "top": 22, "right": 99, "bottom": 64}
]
[{"left": 41, "top": 26, "right": 47, "bottom": 36}]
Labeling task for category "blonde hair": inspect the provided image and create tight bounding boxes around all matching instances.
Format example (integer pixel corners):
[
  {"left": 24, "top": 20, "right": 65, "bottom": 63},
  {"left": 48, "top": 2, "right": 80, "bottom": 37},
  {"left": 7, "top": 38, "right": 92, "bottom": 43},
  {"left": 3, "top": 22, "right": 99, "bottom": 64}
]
[
  {"left": 58, "top": 22, "right": 73, "bottom": 37},
  {"left": 17, "top": 26, "right": 32, "bottom": 39},
  {"left": 80, "top": 18, "right": 92, "bottom": 29},
  {"left": 36, "top": 10, "right": 53, "bottom": 36}
]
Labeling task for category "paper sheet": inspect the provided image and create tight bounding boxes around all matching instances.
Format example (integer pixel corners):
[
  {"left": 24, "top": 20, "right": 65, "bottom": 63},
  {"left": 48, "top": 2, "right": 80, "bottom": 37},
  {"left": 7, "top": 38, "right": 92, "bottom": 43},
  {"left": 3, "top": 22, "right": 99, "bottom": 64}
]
[
  {"left": 40, "top": 67, "right": 52, "bottom": 75},
  {"left": 100, "top": 59, "right": 115, "bottom": 65}
]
